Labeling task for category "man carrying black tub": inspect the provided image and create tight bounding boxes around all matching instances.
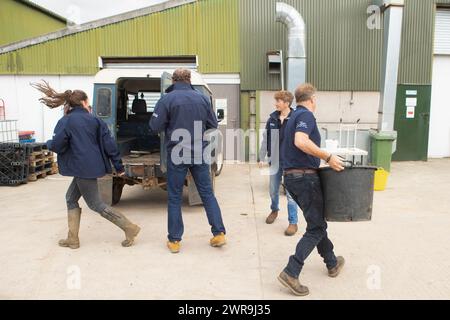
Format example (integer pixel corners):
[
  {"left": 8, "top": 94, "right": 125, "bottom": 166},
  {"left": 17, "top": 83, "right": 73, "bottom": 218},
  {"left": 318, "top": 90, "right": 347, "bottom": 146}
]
[{"left": 277, "top": 83, "right": 346, "bottom": 296}]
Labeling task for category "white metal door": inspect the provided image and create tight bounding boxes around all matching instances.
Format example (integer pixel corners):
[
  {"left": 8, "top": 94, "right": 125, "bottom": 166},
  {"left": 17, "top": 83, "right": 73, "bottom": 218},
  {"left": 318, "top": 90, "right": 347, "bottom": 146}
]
[{"left": 429, "top": 9, "right": 450, "bottom": 158}]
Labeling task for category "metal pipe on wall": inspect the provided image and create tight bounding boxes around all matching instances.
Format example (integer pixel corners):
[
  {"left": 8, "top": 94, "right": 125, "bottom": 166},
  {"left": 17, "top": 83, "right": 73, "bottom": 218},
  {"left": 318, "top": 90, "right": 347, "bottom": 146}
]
[
  {"left": 376, "top": 0, "right": 405, "bottom": 132},
  {"left": 276, "top": 2, "right": 306, "bottom": 93},
  {"left": 249, "top": 91, "right": 257, "bottom": 163}
]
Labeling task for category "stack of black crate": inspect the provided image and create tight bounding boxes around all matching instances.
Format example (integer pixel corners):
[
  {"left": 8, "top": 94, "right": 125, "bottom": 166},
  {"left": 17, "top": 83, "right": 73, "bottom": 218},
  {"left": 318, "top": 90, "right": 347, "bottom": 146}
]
[{"left": 0, "top": 143, "right": 30, "bottom": 186}]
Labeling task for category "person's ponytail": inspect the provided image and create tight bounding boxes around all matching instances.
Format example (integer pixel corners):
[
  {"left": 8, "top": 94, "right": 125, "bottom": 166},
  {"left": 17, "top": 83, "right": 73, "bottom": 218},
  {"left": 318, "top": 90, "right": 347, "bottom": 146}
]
[
  {"left": 64, "top": 90, "right": 73, "bottom": 99},
  {"left": 31, "top": 80, "right": 88, "bottom": 114}
]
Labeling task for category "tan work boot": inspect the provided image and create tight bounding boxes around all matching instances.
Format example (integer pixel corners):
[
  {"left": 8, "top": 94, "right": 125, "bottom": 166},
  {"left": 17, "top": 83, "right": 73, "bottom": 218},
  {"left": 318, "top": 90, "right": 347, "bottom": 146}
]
[
  {"left": 328, "top": 256, "right": 346, "bottom": 278},
  {"left": 100, "top": 207, "right": 141, "bottom": 247},
  {"left": 167, "top": 241, "right": 181, "bottom": 254},
  {"left": 285, "top": 224, "right": 298, "bottom": 236},
  {"left": 265, "top": 211, "right": 279, "bottom": 224},
  {"left": 210, "top": 232, "right": 227, "bottom": 247},
  {"left": 59, "top": 208, "right": 82, "bottom": 249},
  {"left": 278, "top": 271, "right": 309, "bottom": 296}
]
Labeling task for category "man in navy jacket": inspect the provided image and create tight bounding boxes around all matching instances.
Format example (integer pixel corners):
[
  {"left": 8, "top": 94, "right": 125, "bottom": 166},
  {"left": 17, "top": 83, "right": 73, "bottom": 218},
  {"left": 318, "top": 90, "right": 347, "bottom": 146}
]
[
  {"left": 149, "top": 68, "right": 226, "bottom": 254},
  {"left": 278, "top": 83, "right": 345, "bottom": 296},
  {"left": 259, "top": 91, "right": 299, "bottom": 236}
]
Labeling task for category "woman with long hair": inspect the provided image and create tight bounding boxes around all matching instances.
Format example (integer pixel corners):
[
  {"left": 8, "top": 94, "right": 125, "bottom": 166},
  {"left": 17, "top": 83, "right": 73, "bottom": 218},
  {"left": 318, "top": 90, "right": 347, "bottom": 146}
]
[{"left": 32, "top": 81, "right": 141, "bottom": 249}]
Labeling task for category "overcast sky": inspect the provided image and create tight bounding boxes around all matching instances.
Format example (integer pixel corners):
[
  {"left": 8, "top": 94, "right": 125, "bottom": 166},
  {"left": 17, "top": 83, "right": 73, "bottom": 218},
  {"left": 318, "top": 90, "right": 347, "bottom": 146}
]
[{"left": 31, "top": 0, "right": 170, "bottom": 24}]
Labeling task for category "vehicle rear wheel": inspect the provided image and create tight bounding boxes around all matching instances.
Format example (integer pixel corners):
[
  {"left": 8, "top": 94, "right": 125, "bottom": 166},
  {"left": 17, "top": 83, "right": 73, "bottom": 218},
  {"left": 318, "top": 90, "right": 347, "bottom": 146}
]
[{"left": 112, "top": 178, "right": 125, "bottom": 206}]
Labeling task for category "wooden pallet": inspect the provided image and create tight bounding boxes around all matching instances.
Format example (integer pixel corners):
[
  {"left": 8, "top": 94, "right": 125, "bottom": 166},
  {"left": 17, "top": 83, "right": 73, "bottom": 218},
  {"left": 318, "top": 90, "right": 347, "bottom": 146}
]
[
  {"left": 44, "top": 155, "right": 55, "bottom": 163},
  {"left": 29, "top": 152, "right": 44, "bottom": 162},
  {"left": 29, "top": 159, "right": 45, "bottom": 167},
  {"left": 26, "top": 148, "right": 58, "bottom": 180},
  {"left": 28, "top": 167, "right": 57, "bottom": 181},
  {"left": 29, "top": 165, "right": 44, "bottom": 174},
  {"left": 28, "top": 170, "right": 48, "bottom": 182},
  {"left": 48, "top": 162, "right": 59, "bottom": 175},
  {"left": 43, "top": 150, "right": 54, "bottom": 157}
]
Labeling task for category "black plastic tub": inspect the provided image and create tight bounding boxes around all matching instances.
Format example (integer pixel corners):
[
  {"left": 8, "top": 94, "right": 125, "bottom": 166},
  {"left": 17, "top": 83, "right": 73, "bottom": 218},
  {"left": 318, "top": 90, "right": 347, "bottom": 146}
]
[{"left": 319, "top": 165, "right": 377, "bottom": 222}]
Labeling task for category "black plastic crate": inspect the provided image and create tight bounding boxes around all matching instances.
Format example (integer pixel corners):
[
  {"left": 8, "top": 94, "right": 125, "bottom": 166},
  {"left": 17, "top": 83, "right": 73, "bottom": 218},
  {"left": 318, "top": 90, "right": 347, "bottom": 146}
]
[
  {"left": 24, "top": 142, "right": 47, "bottom": 153},
  {"left": 0, "top": 164, "right": 28, "bottom": 183},
  {"left": 0, "top": 178, "right": 27, "bottom": 186},
  {"left": 0, "top": 166, "right": 27, "bottom": 185},
  {"left": 0, "top": 143, "right": 23, "bottom": 152},
  {"left": 0, "top": 143, "right": 29, "bottom": 162},
  {"left": 0, "top": 152, "right": 28, "bottom": 165},
  {"left": 0, "top": 154, "right": 28, "bottom": 166},
  {"left": 0, "top": 162, "right": 27, "bottom": 174}
]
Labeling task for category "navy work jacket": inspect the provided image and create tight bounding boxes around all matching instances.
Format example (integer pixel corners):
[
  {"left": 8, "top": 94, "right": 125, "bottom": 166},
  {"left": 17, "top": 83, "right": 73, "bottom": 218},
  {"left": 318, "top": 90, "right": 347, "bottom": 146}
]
[
  {"left": 47, "top": 106, "right": 124, "bottom": 179},
  {"left": 149, "top": 82, "right": 218, "bottom": 163}
]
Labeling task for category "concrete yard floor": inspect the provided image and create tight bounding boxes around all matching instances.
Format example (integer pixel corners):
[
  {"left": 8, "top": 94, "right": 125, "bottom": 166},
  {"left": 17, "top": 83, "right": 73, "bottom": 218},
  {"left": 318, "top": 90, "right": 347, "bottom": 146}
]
[{"left": 1, "top": 160, "right": 450, "bottom": 300}]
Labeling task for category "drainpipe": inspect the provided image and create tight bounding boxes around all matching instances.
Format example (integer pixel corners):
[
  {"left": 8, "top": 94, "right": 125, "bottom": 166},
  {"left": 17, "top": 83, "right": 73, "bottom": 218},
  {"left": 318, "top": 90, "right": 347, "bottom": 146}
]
[
  {"left": 376, "top": 0, "right": 405, "bottom": 132},
  {"left": 249, "top": 91, "right": 257, "bottom": 163},
  {"left": 276, "top": 2, "right": 306, "bottom": 93}
]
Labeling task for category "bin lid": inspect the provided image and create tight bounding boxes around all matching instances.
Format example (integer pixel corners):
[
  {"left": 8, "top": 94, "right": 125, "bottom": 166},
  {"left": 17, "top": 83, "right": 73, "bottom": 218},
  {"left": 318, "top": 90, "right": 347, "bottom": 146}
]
[{"left": 369, "top": 130, "right": 398, "bottom": 141}]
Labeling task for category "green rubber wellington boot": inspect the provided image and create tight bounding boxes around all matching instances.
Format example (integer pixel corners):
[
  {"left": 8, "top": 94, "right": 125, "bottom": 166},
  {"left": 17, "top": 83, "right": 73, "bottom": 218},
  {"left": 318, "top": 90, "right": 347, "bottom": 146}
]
[
  {"left": 59, "top": 208, "right": 81, "bottom": 249},
  {"left": 100, "top": 207, "right": 141, "bottom": 247}
]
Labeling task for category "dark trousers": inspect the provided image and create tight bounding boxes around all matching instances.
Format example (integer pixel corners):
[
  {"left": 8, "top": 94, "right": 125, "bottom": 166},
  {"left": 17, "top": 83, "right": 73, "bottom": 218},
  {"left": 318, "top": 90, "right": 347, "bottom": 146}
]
[
  {"left": 66, "top": 177, "right": 108, "bottom": 214},
  {"left": 167, "top": 159, "right": 226, "bottom": 242},
  {"left": 284, "top": 173, "right": 337, "bottom": 278}
]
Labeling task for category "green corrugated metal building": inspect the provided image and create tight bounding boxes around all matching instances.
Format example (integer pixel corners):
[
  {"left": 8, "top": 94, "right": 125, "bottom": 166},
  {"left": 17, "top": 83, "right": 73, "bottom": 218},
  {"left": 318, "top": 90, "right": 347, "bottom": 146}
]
[
  {"left": 0, "top": 0, "right": 67, "bottom": 46},
  {"left": 1, "top": 0, "right": 448, "bottom": 87},
  {"left": 1, "top": 0, "right": 449, "bottom": 160},
  {"left": 0, "top": 0, "right": 240, "bottom": 74}
]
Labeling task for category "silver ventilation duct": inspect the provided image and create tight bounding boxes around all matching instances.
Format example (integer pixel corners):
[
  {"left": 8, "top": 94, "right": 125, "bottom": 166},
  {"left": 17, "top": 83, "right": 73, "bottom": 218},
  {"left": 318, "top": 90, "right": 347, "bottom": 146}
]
[
  {"left": 375, "top": 0, "right": 405, "bottom": 132},
  {"left": 276, "top": 2, "right": 306, "bottom": 93}
]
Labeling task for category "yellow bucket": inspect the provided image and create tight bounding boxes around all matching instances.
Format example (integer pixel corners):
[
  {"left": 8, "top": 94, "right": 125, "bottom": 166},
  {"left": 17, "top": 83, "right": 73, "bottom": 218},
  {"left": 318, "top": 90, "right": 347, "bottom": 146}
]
[{"left": 374, "top": 168, "right": 389, "bottom": 191}]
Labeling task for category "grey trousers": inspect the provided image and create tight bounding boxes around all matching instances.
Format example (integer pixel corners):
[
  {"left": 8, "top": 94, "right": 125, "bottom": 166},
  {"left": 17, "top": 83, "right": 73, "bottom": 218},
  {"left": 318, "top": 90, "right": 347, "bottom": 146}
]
[{"left": 66, "top": 177, "right": 108, "bottom": 214}]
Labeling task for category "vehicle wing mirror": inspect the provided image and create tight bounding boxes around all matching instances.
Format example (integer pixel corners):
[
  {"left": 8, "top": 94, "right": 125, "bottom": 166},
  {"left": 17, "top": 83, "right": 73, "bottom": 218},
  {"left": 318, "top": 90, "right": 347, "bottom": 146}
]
[{"left": 217, "top": 109, "right": 225, "bottom": 122}]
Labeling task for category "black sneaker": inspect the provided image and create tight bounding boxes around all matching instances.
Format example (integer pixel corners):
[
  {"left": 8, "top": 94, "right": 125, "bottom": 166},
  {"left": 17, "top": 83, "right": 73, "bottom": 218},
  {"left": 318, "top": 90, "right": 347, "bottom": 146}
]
[{"left": 278, "top": 271, "right": 310, "bottom": 296}]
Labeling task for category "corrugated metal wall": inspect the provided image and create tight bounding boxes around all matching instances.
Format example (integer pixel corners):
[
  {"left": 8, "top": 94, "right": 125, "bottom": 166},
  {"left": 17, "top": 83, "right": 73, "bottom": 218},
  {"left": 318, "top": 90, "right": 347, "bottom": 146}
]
[
  {"left": 398, "top": 0, "right": 434, "bottom": 85},
  {"left": 398, "top": 0, "right": 450, "bottom": 85},
  {"left": 1, "top": 0, "right": 448, "bottom": 90},
  {"left": 240, "top": 0, "right": 450, "bottom": 91},
  {"left": 0, "top": 0, "right": 66, "bottom": 46},
  {"left": 239, "top": 0, "right": 383, "bottom": 91},
  {"left": 0, "top": 0, "right": 240, "bottom": 74}
]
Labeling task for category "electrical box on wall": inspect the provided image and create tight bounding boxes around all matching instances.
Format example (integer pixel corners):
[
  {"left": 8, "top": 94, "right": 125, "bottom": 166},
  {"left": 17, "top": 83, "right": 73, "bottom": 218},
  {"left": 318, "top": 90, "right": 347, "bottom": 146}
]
[{"left": 267, "top": 50, "right": 282, "bottom": 75}]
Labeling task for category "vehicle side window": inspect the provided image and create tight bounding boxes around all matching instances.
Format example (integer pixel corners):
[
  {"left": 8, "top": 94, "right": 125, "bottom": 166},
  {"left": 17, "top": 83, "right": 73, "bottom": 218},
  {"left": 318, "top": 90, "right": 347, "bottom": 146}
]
[
  {"left": 193, "top": 85, "right": 210, "bottom": 95},
  {"left": 96, "top": 88, "right": 112, "bottom": 118},
  {"left": 193, "top": 86, "right": 213, "bottom": 109}
]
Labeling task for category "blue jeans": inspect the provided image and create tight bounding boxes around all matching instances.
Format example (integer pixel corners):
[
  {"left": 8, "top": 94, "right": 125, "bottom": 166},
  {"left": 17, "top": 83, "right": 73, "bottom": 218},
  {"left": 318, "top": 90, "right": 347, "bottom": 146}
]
[
  {"left": 283, "top": 173, "right": 338, "bottom": 278},
  {"left": 270, "top": 167, "right": 298, "bottom": 224},
  {"left": 167, "top": 159, "right": 226, "bottom": 242}
]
